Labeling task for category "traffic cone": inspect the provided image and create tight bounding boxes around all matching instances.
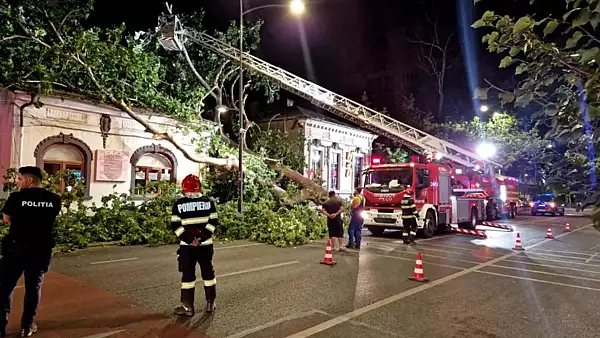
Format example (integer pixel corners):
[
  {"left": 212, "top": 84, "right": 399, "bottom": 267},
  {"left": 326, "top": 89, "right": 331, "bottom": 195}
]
[
  {"left": 513, "top": 232, "right": 525, "bottom": 251},
  {"left": 565, "top": 223, "right": 571, "bottom": 232},
  {"left": 408, "top": 252, "right": 429, "bottom": 282},
  {"left": 546, "top": 228, "right": 554, "bottom": 239},
  {"left": 320, "top": 239, "right": 337, "bottom": 266}
]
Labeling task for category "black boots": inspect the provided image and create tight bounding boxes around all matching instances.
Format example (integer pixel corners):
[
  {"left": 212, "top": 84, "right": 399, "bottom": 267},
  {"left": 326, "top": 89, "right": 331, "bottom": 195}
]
[
  {"left": 206, "top": 301, "right": 216, "bottom": 313},
  {"left": 173, "top": 304, "right": 195, "bottom": 317}
]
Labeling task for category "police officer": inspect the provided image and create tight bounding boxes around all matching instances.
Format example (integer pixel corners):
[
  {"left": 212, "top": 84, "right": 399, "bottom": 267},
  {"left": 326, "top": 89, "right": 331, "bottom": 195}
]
[
  {"left": 401, "top": 187, "right": 419, "bottom": 244},
  {"left": 0, "top": 166, "right": 61, "bottom": 337},
  {"left": 170, "top": 174, "right": 218, "bottom": 316}
]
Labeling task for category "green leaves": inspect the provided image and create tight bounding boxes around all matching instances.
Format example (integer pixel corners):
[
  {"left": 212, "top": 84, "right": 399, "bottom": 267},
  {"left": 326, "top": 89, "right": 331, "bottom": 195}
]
[
  {"left": 513, "top": 16, "right": 533, "bottom": 34},
  {"left": 580, "top": 47, "right": 599, "bottom": 64},
  {"left": 499, "top": 56, "right": 513, "bottom": 68},
  {"left": 543, "top": 19, "right": 559, "bottom": 37},
  {"left": 566, "top": 31, "right": 584, "bottom": 49},
  {"left": 572, "top": 8, "right": 591, "bottom": 27}
]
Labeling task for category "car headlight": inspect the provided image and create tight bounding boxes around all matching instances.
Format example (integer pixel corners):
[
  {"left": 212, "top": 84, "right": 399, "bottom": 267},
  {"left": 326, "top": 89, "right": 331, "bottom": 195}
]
[
  {"left": 549, "top": 202, "right": 555, "bottom": 208},
  {"left": 360, "top": 210, "right": 368, "bottom": 219}
]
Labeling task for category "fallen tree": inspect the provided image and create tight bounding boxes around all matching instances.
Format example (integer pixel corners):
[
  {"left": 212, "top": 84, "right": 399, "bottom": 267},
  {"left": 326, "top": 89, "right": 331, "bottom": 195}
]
[{"left": 0, "top": 0, "right": 328, "bottom": 203}]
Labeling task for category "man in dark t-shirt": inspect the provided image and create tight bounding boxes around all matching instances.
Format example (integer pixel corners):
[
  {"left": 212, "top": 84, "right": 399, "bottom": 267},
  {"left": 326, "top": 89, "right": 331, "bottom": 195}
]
[
  {"left": 0, "top": 166, "right": 61, "bottom": 337},
  {"left": 320, "top": 191, "right": 345, "bottom": 251}
]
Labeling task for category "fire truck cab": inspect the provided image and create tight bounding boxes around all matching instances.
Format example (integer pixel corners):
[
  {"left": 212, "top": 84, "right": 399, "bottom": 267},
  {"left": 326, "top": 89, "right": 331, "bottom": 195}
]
[{"left": 361, "top": 157, "right": 487, "bottom": 238}]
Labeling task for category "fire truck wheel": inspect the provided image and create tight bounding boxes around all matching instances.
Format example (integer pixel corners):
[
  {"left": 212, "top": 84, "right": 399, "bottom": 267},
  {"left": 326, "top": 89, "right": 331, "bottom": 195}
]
[
  {"left": 419, "top": 210, "right": 436, "bottom": 238},
  {"left": 462, "top": 208, "right": 478, "bottom": 231},
  {"left": 368, "top": 227, "right": 385, "bottom": 237}
]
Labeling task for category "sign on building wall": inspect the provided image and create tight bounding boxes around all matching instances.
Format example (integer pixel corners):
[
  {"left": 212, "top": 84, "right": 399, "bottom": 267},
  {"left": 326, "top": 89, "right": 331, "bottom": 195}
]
[{"left": 95, "top": 150, "right": 129, "bottom": 182}]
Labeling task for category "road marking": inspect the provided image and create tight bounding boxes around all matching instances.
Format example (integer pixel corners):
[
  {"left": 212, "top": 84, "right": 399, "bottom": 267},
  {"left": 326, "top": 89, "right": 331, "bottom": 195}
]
[
  {"left": 530, "top": 247, "right": 596, "bottom": 256},
  {"left": 475, "top": 270, "right": 600, "bottom": 292},
  {"left": 586, "top": 252, "right": 599, "bottom": 263},
  {"left": 226, "top": 310, "right": 322, "bottom": 338},
  {"left": 515, "top": 255, "right": 600, "bottom": 267},
  {"left": 526, "top": 251, "right": 600, "bottom": 263},
  {"left": 216, "top": 261, "right": 299, "bottom": 279},
  {"left": 378, "top": 254, "right": 465, "bottom": 270},
  {"left": 286, "top": 223, "right": 593, "bottom": 338},
  {"left": 488, "top": 264, "right": 600, "bottom": 283},
  {"left": 501, "top": 259, "right": 600, "bottom": 275},
  {"left": 365, "top": 242, "right": 504, "bottom": 260},
  {"left": 80, "top": 330, "right": 126, "bottom": 338},
  {"left": 215, "top": 243, "right": 264, "bottom": 250},
  {"left": 89, "top": 257, "right": 138, "bottom": 265},
  {"left": 313, "top": 310, "right": 402, "bottom": 337}
]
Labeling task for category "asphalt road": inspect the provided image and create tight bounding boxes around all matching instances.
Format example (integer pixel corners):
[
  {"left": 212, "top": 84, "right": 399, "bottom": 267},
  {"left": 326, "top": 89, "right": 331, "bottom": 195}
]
[{"left": 5, "top": 213, "right": 599, "bottom": 338}]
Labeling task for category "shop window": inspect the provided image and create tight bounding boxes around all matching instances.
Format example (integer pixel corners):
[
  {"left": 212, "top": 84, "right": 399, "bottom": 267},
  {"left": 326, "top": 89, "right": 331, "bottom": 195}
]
[
  {"left": 130, "top": 144, "right": 178, "bottom": 196},
  {"left": 34, "top": 133, "right": 92, "bottom": 197},
  {"left": 329, "top": 152, "right": 340, "bottom": 190}
]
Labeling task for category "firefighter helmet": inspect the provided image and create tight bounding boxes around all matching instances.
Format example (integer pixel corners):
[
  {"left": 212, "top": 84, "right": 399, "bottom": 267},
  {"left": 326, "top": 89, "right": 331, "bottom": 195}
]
[{"left": 182, "top": 174, "right": 201, "bottom": 193}]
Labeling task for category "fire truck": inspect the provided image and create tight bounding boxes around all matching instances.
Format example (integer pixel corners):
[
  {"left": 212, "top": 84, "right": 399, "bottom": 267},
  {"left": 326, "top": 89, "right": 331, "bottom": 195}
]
[
  {"left": 361, "top": 155, "right": 488, "bottom": 238},
  {"left": 455, "top": 169, "right": 520, "bottom": 219}
]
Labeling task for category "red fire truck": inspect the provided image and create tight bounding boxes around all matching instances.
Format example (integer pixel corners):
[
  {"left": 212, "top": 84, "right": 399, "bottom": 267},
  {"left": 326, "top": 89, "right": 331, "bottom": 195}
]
[{"left": 361, "top": 156, "right": 488, "bottom": 238}]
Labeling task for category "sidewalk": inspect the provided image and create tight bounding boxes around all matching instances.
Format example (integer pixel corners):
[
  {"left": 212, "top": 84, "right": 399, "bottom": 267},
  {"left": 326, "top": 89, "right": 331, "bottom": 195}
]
[{"left": 7, "top": 271, "right": 209, "bottom": 338}]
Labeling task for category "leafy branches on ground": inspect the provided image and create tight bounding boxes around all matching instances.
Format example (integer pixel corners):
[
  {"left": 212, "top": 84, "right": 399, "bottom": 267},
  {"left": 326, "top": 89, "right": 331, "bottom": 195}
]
[
  {"left": 472, "top": 0, "right": 600, "bottom": 216},
  {"left": 0, "top": 169, "right": 328, "bottom": 251}
]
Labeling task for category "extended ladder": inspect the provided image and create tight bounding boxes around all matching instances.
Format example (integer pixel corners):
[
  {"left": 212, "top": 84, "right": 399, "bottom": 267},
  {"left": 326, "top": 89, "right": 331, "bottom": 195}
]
[{"left": 163, "top": 22, "right": 498, "bottom": 170}]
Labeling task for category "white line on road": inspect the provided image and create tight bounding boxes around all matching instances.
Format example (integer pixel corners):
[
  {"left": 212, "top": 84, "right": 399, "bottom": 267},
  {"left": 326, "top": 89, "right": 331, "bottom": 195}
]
[
  {"left": 80, "top": 330, "right": 126, "bottom": 338},
  {"left": 488, "top": 264, "right": 600, "bottom": 283},
  {"left": 530, "top": 247, "right": 596, "bottom": 256},
  {"left": 216, "top": 261, "right": 299, "bottom": 280},
  {"left": 501, "top": 259, "right": 600, "bottom": 275},
  {"left": 514, "top": 255, "right": 600, "bottom": 267},
  {"left": 215, "top": 243, "right": 264, "bottom": 250},
  {"left": 585, "top": 252, "right": 598, "bottom": 263},
  {"left": 225, "top": 310, "right": 321, "bottom": 338},
  {"left": 89, "top": 257, "right": 139, "bottom": 265},
  {"left": 475, "top": 270, "right": 600, "bottom": 292},
  {"left": 286, "top": 223, "right": 593, "bottom": 338},
  {"left": 525, "top": 251, "right": 600, "bottom": 263}
]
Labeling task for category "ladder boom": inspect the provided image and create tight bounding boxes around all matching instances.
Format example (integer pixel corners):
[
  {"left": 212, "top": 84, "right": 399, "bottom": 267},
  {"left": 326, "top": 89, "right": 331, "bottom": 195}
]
[{"left": 186, "top": 32, "right": 499, "bottom": 169}]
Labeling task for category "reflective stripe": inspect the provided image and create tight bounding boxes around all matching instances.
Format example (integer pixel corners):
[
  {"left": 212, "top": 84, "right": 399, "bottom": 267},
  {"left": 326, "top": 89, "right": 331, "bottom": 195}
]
[
  {"left": 171, "top": 215, "right": 182, "bottom": 222},
  {"left": 410, "top": 231, "right": 417, "bottom": 236},
  {"left": 203, "top": 278, "right": 217, "bottom": 286},
  {"left": 174, "top": 226, "right": 185, "bottom": 237},
  {"left": 209, "top": 212, "right": 218, "bottom": 220},
  {"left": 402, "top": 233, "right": 409, "bottom": 236},
  {"left": 401, "top": 215, "right": 416, "bottom": 219},
  {"left": 179, "top": 238, "right": 213, "bottom": 246},
  {"left": 205, "top": 224, "right": 216, "bottom": 232},
  {"left": 181, "top": 281, "right": 196, "bottom": 289},
  {"left": 182, "top": 217, "right": 209, "bottom": 225}
]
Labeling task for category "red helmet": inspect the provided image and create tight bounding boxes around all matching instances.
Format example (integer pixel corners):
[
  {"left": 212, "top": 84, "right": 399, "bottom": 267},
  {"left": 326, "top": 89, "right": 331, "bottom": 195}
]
[{"left": 182, "top": 174, "right": 201, "bottom": 193}]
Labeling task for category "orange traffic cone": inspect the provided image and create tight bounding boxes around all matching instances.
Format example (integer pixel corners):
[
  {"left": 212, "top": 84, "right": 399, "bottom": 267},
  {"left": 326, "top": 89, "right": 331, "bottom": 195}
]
[
  {"left": 513, "top": 232, "right": 525, "bottom": 251},
  {"left": 565, "top": 223, "right": 571, "bottom": 232},
  {"left": 546, "top": 228, "right": 554, "bottom": 239},
  {"left": 320, "top": 239, "right": 337, "bottom": 266},
  {"left": 408, "top": 252, "right": 429, "bottom": 282}
]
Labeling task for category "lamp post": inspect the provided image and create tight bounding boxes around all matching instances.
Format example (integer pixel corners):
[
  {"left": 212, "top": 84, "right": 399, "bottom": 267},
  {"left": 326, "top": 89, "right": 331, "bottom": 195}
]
[{"left": 237, "top": 0, "right": 305, "bottom": 213}]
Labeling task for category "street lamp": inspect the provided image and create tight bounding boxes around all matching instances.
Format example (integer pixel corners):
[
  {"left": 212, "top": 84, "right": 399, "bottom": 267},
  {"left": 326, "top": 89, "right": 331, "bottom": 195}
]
[
  {"left": 237, "top": 0, "right": 305, "bottom": 213},
  {"left": 476, "top": 142, "right": 496, "bottom": 159},
  {"left": 480, "top": 105, "right": 489, "bottom": 112},
  {"left": 216, "top": 105, "right": 229, "bottom": 115}
]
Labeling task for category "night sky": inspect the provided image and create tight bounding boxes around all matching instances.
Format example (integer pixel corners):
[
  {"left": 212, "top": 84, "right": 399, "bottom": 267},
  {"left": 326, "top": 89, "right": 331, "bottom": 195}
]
[{"left": 88, "top": 0, "right": 564, "bottom": 123}]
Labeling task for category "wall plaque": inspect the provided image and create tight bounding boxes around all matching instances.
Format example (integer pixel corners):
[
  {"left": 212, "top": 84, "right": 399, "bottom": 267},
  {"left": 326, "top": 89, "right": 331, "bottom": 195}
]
[
  {"left": 95, "top": 150, "right": 129, "bottom": 182},
  {"left": 46, "top": 108, "right": 88, "bottom": 123}
]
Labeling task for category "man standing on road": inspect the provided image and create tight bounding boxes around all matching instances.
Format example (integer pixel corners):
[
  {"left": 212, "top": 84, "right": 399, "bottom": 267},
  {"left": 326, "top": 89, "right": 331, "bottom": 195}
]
[
  {"left": 346, "top": 188, "right": 365, "bottom": 249},
  {"left": 401, "top": 187, "right": 419, "bottom": 244},
  {"left": 0, "top": 166, "right": 61, "bottom": 337},
  {"left": 320, "top": 191, "right": 345, "bottom": 251},
  {"left": 170, "top": 174, "right": 219, "bottom": 316}
]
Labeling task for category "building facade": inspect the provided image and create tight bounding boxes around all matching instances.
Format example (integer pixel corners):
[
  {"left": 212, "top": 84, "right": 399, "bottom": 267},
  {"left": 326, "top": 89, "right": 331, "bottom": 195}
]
[
  {"left": 261, "top": 107, "right": 377, "bottom": 199},
  {"left": 0, "top": 92, "right": 209, "bottom": 202}
]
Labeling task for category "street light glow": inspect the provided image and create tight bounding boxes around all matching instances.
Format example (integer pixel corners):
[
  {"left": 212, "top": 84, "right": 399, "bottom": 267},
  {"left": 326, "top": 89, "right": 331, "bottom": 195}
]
[
  {"left": 480, "top": 105, "right": 489, "bottom": 112},
  {"left": 476, "top": 143, "right": 496, "bottom": 159},
  {"left": 290, "top": 0, "right": 305, "bottom": 14}
]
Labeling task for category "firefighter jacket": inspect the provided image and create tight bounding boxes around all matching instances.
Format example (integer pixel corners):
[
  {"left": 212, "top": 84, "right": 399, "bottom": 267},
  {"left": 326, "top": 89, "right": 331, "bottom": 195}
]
[
  {"left": 401, "top": 194, "right": 419, "bottom": 220},
  {"left": 170, "top": 195, "right": 219, "bottom": 246}
]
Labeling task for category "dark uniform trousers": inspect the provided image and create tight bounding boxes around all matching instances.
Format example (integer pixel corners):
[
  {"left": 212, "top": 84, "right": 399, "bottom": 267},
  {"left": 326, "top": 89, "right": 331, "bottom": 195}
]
[
  {"left": 0, "top": 245, "right": 51, "bottom": 330},
  {"left": 401, "top": 195, "right": 419, "bottom": 241},
  {"left": 177, "top": 244, "right": 216, "bottom": 307}
]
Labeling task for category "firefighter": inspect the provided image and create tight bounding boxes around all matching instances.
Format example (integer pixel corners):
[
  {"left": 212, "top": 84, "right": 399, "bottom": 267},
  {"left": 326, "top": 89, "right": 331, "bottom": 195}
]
[
  {"left": 0, "top": 166, "right": 61, "bottom": 337},
  {"left": 401, "top": 187, "right": 419, "bottom": 244},
  {"left": 171, "top": 174, "right": 218, "bottom": 316},
  {"left": 346, "top": 188, "right": 365, "bottom": 249}
]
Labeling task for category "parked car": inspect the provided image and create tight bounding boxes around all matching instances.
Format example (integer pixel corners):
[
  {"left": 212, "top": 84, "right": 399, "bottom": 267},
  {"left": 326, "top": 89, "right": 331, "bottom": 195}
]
[{"left": 530, "top": 194, "right": 565, "bottom": 216}]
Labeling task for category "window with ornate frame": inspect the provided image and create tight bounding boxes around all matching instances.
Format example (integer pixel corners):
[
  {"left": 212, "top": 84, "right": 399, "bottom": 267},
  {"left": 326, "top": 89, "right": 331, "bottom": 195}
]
[
  {"left": 34, "top": 133, "right": 92, "bottom": 197},
  {"left": 130, "top": 144, "right": 178, "bottom": 196}
]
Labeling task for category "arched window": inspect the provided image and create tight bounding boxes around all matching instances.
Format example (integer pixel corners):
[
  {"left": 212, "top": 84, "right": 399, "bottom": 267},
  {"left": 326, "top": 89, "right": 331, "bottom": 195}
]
[
  {"left": 130, "top": 144, "right": 178, "bottom": 195},
  {"left": 34, "top": 133, "right": 93, "bottom": 196}
]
